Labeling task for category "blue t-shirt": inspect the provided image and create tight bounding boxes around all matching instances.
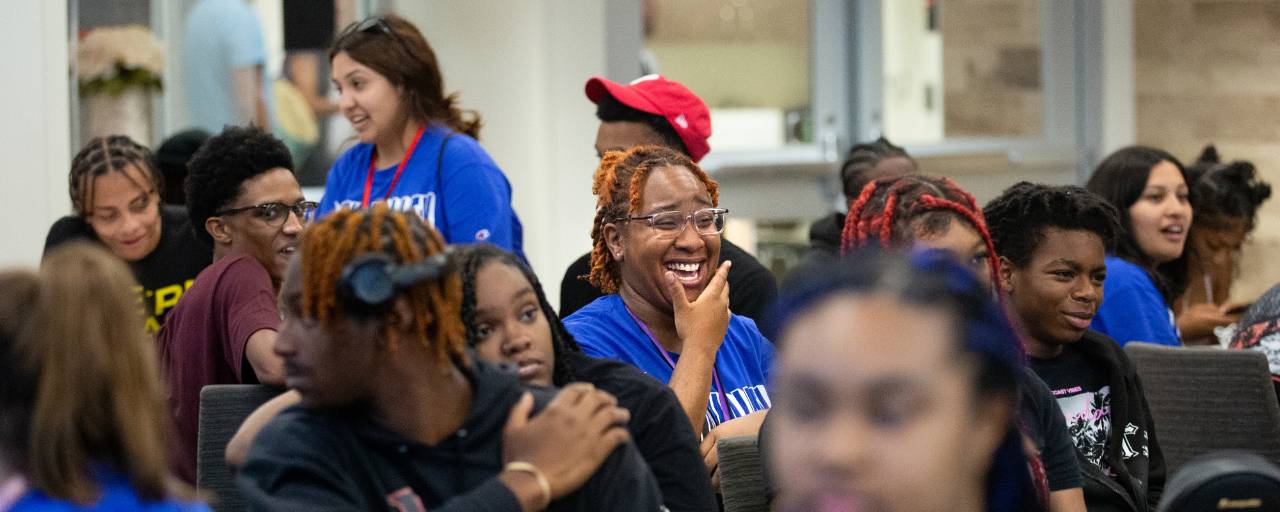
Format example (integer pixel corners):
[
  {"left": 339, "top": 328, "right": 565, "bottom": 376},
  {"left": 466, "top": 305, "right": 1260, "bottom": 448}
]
[
  {"left": 1091, "top": 255, "right": 1181, "bottom": 346},
  {"left": 317, "top": 123, "right": 524, "bottom": 259},
  {"left": 8, "top": 469, "right": 210, "bottom": 512},
  {"left": 564, "top": 294, "right": 773, "bottom": 431},
  {"left": 182, "top": 0, "right": 273, "bottom": 133}
]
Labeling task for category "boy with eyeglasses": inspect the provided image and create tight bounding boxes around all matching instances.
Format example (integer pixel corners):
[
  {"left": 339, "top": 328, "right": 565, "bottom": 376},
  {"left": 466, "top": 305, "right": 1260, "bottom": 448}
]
[{"left": 156, "top": 125, "right": 312, "bottom": 484}]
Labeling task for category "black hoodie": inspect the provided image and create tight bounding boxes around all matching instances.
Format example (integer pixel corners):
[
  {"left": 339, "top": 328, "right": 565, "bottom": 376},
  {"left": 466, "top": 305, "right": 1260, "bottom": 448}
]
[
  {"left": 1032, "top": 330, "right": 1166, "bottom": 512},
  {"left": 794, "top": 212, "right": 844, "bottom": 271},
  {"left": 237, "top": 359, "right": 663, "bottom": 511}
]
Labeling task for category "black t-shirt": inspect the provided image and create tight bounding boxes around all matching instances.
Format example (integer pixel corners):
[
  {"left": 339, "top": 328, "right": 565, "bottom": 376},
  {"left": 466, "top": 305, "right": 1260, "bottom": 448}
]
[
  {"left": 559, "top": 239, "right": 778, "bottom": 325},
  {"left": 1018, "top": 366, "right": 1084, "bottom": 491},
  {"left": 1031, "top": 347, "right": 1113, "bottom": 474},
  {"left": 564, "top": 351, "right": 717, "bottom": 512},
  {"left": 282, "top": 0, "right": 335, "bottom": 50},
  {"left": 43, "top": 205, "right": 212, "bottom": 335},
  {"left": 237, "top": 360, "right": 663, "bottom": 512}
]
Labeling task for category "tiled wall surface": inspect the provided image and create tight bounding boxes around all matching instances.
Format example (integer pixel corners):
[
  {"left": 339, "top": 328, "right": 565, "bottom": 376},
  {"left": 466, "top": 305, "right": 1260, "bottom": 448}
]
[
  {"left": 1135, "top": 0, "right": 1280, "bottom": 300},
  {"left": 940, "top": 0, "right": 1043, "bottom": 138}
]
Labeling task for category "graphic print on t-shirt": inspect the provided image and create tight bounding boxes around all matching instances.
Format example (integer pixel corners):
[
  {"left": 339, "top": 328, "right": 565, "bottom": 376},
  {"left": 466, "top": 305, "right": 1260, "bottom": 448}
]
[
  {"left": 139, "top": 279, "right": 196, "bottom": 335},
  {"left": 704, "top": 384, "right": 772, "bottom": 431},
  {"left": 1053, "top": 384, "right": 1112, "bottom": 470},
  {"left": 335, "top": 192, "right": 439, "bottom": 228}
]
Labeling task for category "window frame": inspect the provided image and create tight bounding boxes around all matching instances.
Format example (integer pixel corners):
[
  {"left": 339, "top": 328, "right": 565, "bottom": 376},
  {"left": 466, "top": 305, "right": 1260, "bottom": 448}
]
[{"left": 683, "top": 0, "right": 1116, "bottom": 189}]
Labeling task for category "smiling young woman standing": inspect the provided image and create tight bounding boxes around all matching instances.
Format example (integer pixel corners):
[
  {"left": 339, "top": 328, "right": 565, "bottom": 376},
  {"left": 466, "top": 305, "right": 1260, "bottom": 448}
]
[
  {"left": 1086, "top": 146, "right": 1194, "bottom": 346},
  {"left": 317, "top": 15, "right": 524, "bottom": 258}
]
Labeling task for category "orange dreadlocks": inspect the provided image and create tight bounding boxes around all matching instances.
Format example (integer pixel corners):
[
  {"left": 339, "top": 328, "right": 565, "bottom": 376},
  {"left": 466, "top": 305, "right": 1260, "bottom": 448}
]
[
  {"left": 299, "top": 204, "right": 467, "bottom": 366},
  {"left": 587, "top": 145, "right": 719, "bottom": 294},
  {"left": 839, "top": 175, "right": 1002, "bottom": 286}
]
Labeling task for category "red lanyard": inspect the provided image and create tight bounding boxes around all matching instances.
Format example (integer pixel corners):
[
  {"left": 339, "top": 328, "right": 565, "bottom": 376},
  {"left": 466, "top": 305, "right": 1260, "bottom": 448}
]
[{"left": 361, "top": 125, "right": 427, "bottom": 208}]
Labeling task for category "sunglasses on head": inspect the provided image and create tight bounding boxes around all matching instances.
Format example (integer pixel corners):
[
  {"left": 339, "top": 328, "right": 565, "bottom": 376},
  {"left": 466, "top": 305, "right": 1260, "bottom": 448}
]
[{"left": 337, "top": 17, "right": 412, "bottom": 55}]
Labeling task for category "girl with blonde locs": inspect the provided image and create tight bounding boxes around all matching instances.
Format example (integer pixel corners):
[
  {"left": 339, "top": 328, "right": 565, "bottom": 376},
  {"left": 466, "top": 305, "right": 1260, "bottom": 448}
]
[
  {"left": 566, "top": 144, "right": 775, "bottom": 490},
  {"left": 587, "top": 146, "right": 719, "bottom": 294}
]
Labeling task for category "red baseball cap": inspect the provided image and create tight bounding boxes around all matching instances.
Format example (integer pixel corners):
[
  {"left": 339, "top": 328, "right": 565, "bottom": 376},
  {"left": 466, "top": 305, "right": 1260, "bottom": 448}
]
[{"left": 585, "top": 74, "right": 713, "bottom": 162}]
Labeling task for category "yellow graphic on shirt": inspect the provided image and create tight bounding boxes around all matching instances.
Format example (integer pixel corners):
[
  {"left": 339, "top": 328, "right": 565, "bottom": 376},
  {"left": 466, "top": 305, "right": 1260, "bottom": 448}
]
[{"left": 138, "top": 279, "right": 196, "bottom": 335}]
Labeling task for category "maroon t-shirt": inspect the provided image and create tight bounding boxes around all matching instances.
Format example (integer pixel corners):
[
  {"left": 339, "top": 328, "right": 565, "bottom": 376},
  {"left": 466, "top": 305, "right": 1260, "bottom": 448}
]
[{"left": 156, "top": 253, "right": 281, "bottom": 484}]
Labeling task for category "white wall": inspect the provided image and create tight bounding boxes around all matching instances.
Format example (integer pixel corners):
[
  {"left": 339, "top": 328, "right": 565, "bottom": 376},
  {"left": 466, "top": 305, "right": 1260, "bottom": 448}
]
[
  {"left": 1099, "top": 0, "right": 1135, "bottom": 155},
  {"left": 0, "top": 1, "right": 71, "bottom": 268},
  {"left": 395, "top": 1, "right": 614, "bottom": 307}
]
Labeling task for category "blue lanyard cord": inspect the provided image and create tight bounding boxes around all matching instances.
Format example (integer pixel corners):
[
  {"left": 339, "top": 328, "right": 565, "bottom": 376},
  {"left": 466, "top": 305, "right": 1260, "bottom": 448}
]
[{"left": 623, "top": 303, "right": 733, "bottom": 423}]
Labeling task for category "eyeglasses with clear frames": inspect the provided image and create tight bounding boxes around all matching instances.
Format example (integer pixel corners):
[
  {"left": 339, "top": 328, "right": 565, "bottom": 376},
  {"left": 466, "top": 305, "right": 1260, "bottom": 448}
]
[
  {"left": 214, "top": 201, "right": 319, "bottom": 226},
  {"left": 612, "top": 208, "right": 729, "bottom": 239}
]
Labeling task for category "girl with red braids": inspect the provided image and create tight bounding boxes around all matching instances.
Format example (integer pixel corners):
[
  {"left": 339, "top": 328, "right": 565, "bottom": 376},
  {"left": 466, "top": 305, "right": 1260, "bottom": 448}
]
[
  {"left": 840, "top": 174, "right": 997, "bottom": 285},
  {"left": 836, "top": 175, "right": 1087, "bottom": 512},
  {"left": 563, "top": 145, "right": 773, "bottom": 490}
]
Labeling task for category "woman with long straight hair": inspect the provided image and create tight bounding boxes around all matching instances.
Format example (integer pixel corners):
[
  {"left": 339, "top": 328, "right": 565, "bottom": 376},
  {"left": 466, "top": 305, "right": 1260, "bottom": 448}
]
[
  {"left": 0, "top": 243, "right": 207, "bottom": 511},
  {"left": 1086, "top": 146, "right": 1194, "bottom": 346}
]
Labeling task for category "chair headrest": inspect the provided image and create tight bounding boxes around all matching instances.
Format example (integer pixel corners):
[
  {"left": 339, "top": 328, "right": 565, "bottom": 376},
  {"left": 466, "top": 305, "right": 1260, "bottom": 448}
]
[{"left": 1158, "top": 451, "right": 1280, "bottom": 511}]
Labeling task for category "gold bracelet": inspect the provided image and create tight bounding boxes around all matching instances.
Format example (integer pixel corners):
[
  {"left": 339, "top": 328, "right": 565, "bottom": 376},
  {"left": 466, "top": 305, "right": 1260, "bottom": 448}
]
[{"left": 505, "top": 461, "right": 552, "bottom": 510}]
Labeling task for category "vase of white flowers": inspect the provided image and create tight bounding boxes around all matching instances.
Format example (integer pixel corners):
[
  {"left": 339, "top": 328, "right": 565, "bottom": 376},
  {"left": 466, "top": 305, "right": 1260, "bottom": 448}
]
[{"left": 77, "top": 25, "right": 164, "bottom": 144}]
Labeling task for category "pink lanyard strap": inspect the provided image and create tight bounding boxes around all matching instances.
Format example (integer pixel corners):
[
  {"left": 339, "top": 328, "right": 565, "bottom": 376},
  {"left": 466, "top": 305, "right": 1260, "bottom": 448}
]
[{"left": 623, "top": 304, "right": 733, "bottom": 423}]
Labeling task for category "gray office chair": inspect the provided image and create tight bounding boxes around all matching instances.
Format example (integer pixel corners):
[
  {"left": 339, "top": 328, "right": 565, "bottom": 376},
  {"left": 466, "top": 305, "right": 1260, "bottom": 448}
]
[
  {"left": 718, "top": 435, "right": 770, "bottom": 512},
  {"left": 1125, "top": 342, "right": 1280, "bottom": 475},
  {"left": 196, "top": 384, "right": 282, "bottom": 512}
]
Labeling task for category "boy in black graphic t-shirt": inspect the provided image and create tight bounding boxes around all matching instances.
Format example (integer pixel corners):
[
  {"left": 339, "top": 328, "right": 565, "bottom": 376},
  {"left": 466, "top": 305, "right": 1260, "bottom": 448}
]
[
  {"left": 987, "top": 183, "right": 1165, "bottom": 511},
  {"left": 44, "top": 137, "right": 211, "bottom": 335},
  {"left": 1030, "top": 347, "right": 1113, "bottom": 470}
]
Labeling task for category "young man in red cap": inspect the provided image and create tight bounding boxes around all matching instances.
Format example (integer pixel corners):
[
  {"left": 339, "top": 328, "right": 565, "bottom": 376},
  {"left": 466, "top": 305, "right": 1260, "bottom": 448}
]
[{"left": 559, "top": 75, "right": 778, "bottom": 323}]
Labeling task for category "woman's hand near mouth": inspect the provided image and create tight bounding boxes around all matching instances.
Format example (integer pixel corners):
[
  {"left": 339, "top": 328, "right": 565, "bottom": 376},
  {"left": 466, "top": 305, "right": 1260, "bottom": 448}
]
[
  {"left": 668, "top": 260, "right": 732, "bottom": 357},
  {"left": 663, "top": 259, "right": 732, "bottom": 433}
]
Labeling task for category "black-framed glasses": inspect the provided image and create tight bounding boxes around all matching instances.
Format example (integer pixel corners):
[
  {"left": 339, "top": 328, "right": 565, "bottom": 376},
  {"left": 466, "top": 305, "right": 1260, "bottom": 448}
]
[
  {"left": 337, "top": 17, "right": 411, "bottom": 55},
  {"left": 215, "top": 201, "right": 318, "bottom": 226},
  {"left": 612, "top": 208, "right": 728, "bottom": 239}
]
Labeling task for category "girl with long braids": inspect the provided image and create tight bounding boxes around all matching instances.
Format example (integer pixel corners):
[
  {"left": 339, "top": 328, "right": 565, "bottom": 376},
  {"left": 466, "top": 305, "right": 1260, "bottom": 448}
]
[
  {"left": 562, "top": 144, "right": 774, "bottom": 488},
  {"left": 43, "top": 135, "right": 211, "bottom": 334},
  {"left": 317, "top": 15, "right": 524, "bottom": 258},
  {"left": 234, "top": 205, "right": 659, "bottom": 511},
  {"left": 836, "top": 174, "right": 1084, "bottom": 511},
  {"left": 457, "top": 243, "right": 716, "bottom": 511},
  {"left": 801, "top": 136, "right": 917, "bottom": 266},
  {"left": 839, "top": 174, "right": 997, "bottom": 285},
  {"left": 226, "top": 241, "right": 716, "bottom": 511}
]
